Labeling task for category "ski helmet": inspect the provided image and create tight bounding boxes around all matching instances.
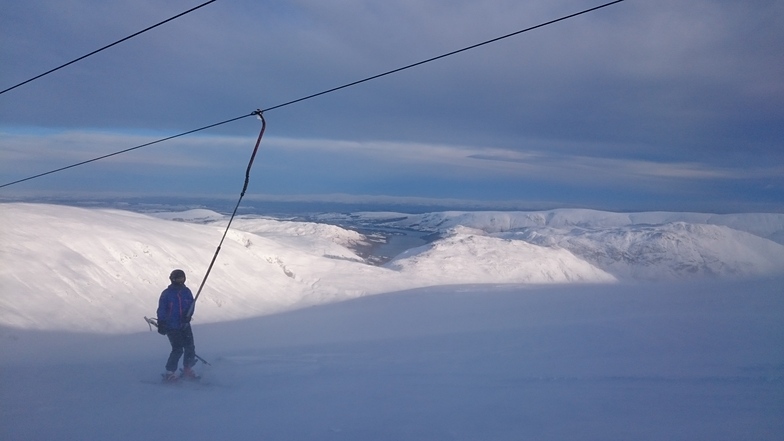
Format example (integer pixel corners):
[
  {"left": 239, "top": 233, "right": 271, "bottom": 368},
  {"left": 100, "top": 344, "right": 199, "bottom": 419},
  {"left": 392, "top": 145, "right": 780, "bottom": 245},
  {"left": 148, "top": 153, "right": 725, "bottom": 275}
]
[{"left": 169, "top": 269, "right": 186, "bottom": 284}]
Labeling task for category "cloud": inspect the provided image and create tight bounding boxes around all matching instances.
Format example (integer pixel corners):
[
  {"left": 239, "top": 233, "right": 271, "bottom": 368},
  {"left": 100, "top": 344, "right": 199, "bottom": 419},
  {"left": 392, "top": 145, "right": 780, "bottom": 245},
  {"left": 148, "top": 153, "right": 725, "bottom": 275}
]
[
  {"left": 468, "top": 151, "right": 761, "bottom": 180},
  {"left": 271, "top": 134, "right": 778, "bottom": 183},
  {"left": 3, "top": 128, "right": 780, "bottom": 194},
  {"left": 0, "top": 129, "right": 253, "bottom": 170},
  {"left": 1, "top": 0, "right": 782, "bottom": 212}
]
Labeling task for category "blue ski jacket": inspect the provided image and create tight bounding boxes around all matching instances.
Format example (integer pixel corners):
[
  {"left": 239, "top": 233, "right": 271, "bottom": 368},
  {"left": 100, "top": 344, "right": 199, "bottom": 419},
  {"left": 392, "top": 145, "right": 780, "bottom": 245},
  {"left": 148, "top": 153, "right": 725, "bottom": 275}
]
[{"left": 157, "top": 283, "right": 194, "bottom": 331}]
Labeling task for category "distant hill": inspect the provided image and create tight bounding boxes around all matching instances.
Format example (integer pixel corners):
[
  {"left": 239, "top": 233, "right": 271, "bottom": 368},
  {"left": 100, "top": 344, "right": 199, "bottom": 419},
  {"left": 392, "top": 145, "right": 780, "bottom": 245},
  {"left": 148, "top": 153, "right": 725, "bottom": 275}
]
[{"left": 2, "top": 203, "right": 783, "bottom": 333}]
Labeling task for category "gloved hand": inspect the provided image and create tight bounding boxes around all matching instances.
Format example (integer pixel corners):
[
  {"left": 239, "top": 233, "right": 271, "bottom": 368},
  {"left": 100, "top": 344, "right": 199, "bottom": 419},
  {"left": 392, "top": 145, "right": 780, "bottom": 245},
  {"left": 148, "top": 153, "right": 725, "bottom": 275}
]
[{"left": 157, "top": 323, "right": 167, "bottom": 335}]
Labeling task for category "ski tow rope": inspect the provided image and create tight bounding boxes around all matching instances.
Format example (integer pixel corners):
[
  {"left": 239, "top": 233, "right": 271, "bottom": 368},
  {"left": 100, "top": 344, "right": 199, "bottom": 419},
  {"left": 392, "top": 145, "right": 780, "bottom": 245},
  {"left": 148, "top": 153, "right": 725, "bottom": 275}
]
[{"left": 186, "top": 110, "right": 266, "bottom": 318}]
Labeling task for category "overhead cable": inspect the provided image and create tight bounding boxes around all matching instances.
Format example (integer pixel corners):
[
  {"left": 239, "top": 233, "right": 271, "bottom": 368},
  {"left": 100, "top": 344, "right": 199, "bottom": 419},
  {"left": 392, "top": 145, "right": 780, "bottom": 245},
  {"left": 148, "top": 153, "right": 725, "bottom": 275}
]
[
  {"left": 263, "top": 0, "right": 626, "bottom": 113},
  {"left": 0, "top": 0, "right": 626, "bottom": 189},
  {"left": 0, "top": 0, "right": 218, "bottom": 96}
]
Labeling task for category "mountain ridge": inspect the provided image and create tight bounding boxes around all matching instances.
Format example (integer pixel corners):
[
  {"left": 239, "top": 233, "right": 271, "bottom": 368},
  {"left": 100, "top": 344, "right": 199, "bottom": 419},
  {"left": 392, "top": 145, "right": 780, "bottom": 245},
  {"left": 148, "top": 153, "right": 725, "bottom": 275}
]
[{"left": 2, "top": 202, "right": 783, "bottom": 333}]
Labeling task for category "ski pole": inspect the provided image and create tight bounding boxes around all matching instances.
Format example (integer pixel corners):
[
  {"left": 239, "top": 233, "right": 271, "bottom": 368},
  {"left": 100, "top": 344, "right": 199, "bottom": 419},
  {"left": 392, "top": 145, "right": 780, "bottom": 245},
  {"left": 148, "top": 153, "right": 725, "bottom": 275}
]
[
  {"left": 144, "top": 316, "right": 158, "bottom": 331},
  {"left": 195, "top": 354, "right": 212, "bottom": 366}
]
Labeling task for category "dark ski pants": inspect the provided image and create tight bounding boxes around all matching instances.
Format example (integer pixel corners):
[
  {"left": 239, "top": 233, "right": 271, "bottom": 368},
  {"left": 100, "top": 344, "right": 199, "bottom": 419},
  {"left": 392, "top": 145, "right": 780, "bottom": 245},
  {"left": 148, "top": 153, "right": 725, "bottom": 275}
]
[{"left": 165, "top": 324, "right": 196, "bottom": 372}]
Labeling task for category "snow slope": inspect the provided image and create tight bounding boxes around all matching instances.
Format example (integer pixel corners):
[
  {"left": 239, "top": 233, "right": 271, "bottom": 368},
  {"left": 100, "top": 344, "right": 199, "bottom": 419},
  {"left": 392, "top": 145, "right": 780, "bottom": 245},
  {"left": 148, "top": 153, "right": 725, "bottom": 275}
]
[
  {"left": 342, "top": 210, "right": 784, "bottom": 280},
  {"left": 0, "top": 203, "right": 610, "bottom": 332},
  {"left": 1, "top": 280, "right": 782, "bottom": 440},
  {"left": 386, "top": 230, "right": 613, "bottom": 284},
  {"left": 2, "top": 203, "right": 784, "bottom": 332},
  {"left": 1, "top": 203, "right": 783, "bottom": 440},
  {"left": 351, "top": 209, "right": 784, "bottom": 243}
]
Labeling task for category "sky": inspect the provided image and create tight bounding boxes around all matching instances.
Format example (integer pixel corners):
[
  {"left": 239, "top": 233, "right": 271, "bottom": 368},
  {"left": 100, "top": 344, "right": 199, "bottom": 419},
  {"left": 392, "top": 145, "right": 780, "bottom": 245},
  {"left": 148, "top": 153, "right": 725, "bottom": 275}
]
[{"left": 1, "top": 0, "right": 783, "bottom": 213}]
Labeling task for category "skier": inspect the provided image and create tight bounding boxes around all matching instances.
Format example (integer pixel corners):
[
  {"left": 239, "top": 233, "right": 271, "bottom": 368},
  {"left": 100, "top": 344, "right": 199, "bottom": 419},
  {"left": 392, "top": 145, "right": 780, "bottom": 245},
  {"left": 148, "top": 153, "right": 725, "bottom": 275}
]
[{"left": 157, "top": 269, "right": 199, "bottom": 382}]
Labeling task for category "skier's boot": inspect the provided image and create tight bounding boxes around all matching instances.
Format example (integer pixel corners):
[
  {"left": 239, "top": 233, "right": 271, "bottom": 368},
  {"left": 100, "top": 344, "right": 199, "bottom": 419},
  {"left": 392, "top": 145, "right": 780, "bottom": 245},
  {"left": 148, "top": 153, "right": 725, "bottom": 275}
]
[
  {"left": 181, "top": 366, "right": 200, "bottom": 381},
  {"left": 162, "top": 371, "right": 179, "bottom": 383}
]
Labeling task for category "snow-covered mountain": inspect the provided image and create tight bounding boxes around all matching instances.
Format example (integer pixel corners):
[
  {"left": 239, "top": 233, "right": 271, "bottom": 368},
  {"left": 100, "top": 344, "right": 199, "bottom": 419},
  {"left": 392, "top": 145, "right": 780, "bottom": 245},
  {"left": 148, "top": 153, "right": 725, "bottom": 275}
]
[
  {"left": 342, "top": 209, "right": 784, "bottom": 244},
  {"left": 328, "top": 210, "right": 784, "bottom": 280},
  {"left": 1, "top": 203, "right": 783, "bottom": 333}
]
